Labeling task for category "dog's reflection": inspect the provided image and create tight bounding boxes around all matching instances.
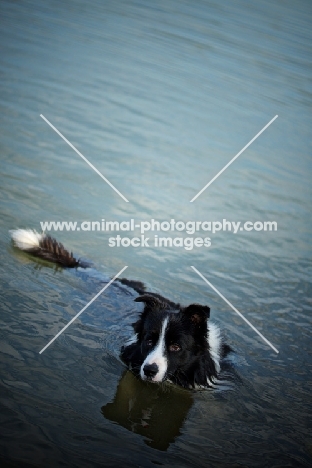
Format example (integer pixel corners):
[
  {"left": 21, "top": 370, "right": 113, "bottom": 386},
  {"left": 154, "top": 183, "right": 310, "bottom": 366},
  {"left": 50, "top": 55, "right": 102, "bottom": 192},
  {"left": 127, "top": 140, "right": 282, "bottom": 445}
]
[{"left": 101, "top": 370, "right": 193, "bottom": 451}]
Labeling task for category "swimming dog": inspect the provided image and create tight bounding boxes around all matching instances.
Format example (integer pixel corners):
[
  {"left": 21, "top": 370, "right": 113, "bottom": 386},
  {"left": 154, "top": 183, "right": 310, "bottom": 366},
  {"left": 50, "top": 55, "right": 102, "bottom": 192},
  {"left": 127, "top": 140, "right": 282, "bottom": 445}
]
[
  {"left": 120, "top": 294, "right": 231, "bottom": 389},
  {"left": 10, "top": 229, "right": 230, "bottom": 389}
]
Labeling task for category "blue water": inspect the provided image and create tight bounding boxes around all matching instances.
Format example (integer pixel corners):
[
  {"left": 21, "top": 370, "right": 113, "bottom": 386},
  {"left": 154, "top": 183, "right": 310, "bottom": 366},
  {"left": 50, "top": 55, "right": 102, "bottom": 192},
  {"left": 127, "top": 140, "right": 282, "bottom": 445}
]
[{"left": 1, "top": 0, "right": 311, "bottom": 466}]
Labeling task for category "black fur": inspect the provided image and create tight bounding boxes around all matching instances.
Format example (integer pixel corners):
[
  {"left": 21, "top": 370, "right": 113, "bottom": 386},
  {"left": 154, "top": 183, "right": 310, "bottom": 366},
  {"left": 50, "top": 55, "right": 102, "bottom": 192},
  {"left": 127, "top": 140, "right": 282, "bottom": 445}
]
[
  {"left": 121, "top": 295, "right": 230, "bottom": 389},
  {"left": 11, "top": 230, "right": 231, "bottom": 389},
  {"left": 34, "top": 235, "right": 80, "bottom": 267}
]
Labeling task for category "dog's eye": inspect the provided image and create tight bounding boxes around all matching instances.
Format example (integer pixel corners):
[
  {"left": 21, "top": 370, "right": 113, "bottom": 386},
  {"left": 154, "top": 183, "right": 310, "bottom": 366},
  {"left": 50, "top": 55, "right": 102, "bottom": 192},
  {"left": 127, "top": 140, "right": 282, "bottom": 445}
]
[
  {"left": 169, "top": 343, "right": 181, "bottom": 352},
  {"left": 146, "top": 339, "right": 153, "bottom": 347}
]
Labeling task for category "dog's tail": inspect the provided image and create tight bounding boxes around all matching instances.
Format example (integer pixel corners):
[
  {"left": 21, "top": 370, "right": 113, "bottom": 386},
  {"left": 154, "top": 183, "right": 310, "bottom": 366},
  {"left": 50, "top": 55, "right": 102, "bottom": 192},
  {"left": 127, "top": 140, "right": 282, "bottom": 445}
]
[{"left": 10, "top": 229, "right": 84, "bottom": 268}]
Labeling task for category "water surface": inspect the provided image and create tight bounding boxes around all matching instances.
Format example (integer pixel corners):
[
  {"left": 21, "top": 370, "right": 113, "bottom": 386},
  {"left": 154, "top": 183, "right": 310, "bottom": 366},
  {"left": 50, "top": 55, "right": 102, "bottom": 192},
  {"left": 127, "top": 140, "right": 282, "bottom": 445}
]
[{"left": 0, "top": 0, "right": 311, "bottom": 466}]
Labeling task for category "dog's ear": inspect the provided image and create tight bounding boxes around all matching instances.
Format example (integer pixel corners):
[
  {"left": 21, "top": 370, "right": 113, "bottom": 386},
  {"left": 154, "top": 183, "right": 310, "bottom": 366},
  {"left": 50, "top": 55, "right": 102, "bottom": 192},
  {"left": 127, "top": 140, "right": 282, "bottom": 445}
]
[
  {"left": 133, "top": 295, "right": 167, "bottom": 335},
  {"left": 134, "top": 295, "right": 166, "bottom": 309},
  {"left": 182, "top": 304, "right": 210, "bottom": 326}
]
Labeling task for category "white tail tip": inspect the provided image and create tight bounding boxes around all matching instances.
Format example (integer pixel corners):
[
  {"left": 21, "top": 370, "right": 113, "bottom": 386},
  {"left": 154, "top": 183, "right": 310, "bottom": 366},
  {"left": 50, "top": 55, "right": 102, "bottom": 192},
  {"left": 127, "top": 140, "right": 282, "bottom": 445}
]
[{"left": 10, "top": 229, "right": 44, "bottom": 251}]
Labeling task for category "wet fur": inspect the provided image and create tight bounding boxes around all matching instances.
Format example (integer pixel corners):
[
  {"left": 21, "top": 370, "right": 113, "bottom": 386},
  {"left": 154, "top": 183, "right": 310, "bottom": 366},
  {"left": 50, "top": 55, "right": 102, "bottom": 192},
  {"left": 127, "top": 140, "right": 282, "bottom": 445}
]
[
  {"left": 10, "top": 229, "right": 230, "bottom": 389},
  {"left": 121, "top": 295, "right": 230, "bottom": 389}
]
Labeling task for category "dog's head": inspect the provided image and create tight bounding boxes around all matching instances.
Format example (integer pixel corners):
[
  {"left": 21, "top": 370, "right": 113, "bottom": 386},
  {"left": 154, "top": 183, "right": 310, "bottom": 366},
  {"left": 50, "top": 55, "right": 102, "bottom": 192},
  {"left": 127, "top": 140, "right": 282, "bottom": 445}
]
[{"left": 133, "top": 295, "right": 211, "bottom": 384}]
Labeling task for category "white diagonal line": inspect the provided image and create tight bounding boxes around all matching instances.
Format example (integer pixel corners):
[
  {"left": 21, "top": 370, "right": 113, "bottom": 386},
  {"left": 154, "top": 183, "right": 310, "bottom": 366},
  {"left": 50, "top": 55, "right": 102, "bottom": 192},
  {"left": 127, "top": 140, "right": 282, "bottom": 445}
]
[
  {"left": 191, "top": 266, "right": 279, "bottom": 354},
  {"left": 40, "top": 114, "right": 129, "bottom": 202},
  {"left": 39, "top": 266, "right": 128, "bottom": 354},
  {"left": 190, "top": 115, "right": 278, "bottom": 202}
]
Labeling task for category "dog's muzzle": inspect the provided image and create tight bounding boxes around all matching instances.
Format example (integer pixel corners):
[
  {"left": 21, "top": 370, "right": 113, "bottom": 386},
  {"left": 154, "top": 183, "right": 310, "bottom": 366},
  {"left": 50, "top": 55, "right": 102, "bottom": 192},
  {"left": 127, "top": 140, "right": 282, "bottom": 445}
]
[{"left": 142, "top": 363, "right": 159, "bottom": 379}]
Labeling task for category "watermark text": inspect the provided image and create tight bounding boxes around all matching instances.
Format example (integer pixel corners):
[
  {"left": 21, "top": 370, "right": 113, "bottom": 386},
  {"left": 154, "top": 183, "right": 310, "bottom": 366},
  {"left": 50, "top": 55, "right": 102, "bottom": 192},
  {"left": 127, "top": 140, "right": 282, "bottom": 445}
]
[{"left": 39, "top": 218, "right": 277, "bottom": 251}]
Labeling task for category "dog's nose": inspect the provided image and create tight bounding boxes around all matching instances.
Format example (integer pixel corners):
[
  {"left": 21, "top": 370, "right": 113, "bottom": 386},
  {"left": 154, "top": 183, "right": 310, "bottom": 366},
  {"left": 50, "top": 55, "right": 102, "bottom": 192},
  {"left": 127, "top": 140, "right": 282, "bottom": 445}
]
[{"left": 143, "top": 363, "right": 159, "bottom": 378}]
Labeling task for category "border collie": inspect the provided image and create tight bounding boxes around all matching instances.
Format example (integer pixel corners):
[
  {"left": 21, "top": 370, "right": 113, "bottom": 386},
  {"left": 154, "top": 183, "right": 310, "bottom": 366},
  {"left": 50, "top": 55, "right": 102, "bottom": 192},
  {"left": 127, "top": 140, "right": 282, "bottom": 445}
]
[
  {"left": 120, "top": 294, "right": 231, "bottom": 389},
  {"left": 10, "top": 229, "right": 230, "bottom": 390}
]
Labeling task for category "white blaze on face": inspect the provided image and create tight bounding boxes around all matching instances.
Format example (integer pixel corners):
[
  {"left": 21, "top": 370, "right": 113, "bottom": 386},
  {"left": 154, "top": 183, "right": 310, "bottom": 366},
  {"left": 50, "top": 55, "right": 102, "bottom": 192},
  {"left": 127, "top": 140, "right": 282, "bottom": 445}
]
[{"left": 140, "top": 317, "right": 169, "bottom": 382}]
